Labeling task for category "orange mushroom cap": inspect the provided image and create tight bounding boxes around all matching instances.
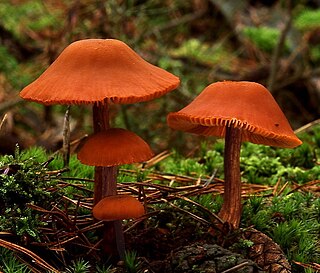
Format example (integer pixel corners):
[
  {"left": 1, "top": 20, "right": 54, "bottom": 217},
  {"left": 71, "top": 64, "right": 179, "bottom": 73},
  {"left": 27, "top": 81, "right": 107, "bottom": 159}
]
[
  {"left": 93, "top": 195, "right": 145, "bottom": 221},
  {"left": 167, "top": 81, "right": 302, "bottom": 148},
  {"left": 20, "top": 39, "right": 180, "bottom": 105},
  {"left": 77, "top": 128, "right": 154, "bottom": 166}
]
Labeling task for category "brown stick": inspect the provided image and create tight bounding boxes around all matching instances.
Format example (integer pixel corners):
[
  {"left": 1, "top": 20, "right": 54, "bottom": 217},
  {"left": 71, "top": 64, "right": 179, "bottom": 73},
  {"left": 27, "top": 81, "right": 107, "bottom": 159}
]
[{"left": 218, "top": 126, "right": 242, "bottom": 229}]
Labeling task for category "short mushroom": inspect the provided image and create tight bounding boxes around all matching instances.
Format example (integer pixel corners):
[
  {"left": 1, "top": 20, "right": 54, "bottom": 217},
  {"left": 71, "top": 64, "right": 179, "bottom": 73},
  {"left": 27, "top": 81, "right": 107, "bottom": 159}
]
[
  {"left": 92, "top": 195, "right": 145, "bottom": 259},
  {"left": 167, "top": 81, "right": 302, "bottom": 229},
  {"left": 77, "top": 127, "right": 153, "bottom": 260},
  {"left": 93, "top": 195, "right": 145, "bottom": 221},
  {"left": 77, "top": 128, "right": 154, "bottom": 168}
]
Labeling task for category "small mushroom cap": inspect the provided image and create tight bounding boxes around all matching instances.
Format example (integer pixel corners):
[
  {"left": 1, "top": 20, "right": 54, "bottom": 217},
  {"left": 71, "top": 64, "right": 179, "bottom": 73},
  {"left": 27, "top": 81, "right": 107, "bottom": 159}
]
[
  {"left": 20, "top": 39, "right": 180, "bottom": 105},
  {"left": 77, "top": 128, "right": 154, "bottom": 166},
  {"left": 167, "top": 81, "right": 302, "bottom": 148},
  {"left": 93, "top": 195, "right": 145, "bottom": 221}
]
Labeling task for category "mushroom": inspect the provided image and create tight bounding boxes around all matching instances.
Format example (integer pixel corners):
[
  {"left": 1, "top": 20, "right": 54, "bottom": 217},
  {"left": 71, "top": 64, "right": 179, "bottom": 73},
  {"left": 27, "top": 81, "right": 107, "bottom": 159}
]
[
  {"left": 92, "top": 195, "right": 145, "bottom": 259},
  {"left": 20, "top": 38, "right": 180, "bottom": 259},
  {"left": 77, "top": 127, "right": 152, "bottom": 259},
  {"left": 93, "top": 195, "right": 145, "bottom": 221},
  {"left": 167, "top": 81, "right": 302, "bottom": 229},
  {"left": 77, "top": 128, "right": 154, "bottom": 168}
]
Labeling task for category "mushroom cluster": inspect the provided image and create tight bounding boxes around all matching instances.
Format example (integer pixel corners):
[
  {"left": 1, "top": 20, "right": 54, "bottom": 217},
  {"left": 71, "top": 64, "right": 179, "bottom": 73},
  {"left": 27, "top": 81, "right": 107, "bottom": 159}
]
[
  {"left": 20, "top": 38, "right": 180, "bottom": 259},
  {"left": 19, "top": 38, "right": 302, "bottom": 260},
  {"left": 20, "top": 38, "right": 180, "bottom": 202},
  {"left": 167, "top": 81, "right": 302, "bottom": 229}
]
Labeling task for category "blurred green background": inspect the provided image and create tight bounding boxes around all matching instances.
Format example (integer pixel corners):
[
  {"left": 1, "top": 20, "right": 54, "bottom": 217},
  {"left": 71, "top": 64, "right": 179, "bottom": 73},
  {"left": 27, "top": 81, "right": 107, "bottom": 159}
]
[{"left": 0, "top": 0, "right": 319, "bottom": 155}]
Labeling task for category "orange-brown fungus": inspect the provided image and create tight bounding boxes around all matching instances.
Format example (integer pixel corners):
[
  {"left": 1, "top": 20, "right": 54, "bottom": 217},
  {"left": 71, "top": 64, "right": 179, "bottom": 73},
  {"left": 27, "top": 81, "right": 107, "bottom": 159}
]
[
  {"left": 20, "top": 39, "right": 180, "bottom": 105},
  {"left": 167, "top": 81, "right": 302, "bottom": 148},
  {"left": 93, "top": 195, "right": 145, "bottom": 221},
  {"left": 77, "top": 128, "right": 154, "bottom": 166}
]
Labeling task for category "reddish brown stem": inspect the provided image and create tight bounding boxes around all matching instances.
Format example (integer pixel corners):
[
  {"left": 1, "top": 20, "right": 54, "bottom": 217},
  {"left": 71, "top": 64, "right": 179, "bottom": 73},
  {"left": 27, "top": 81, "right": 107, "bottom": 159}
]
[
  {"left": 93, "top": 101, "right": 110, "bottom": 133},
  {"left": 218, "top": 126, "right": 242, "bottom": 229},
  {"left": 94, "top": 166, "right": 117, "bottom": 204},
  {"left": 93, "top": 102, "right": 118, "bottom": 201},
  {"left": 93, "top": 102, "right": 118, "bottom": 203},
  {"left": 92, "top": 101, "right": 125, "bottom": 260}
]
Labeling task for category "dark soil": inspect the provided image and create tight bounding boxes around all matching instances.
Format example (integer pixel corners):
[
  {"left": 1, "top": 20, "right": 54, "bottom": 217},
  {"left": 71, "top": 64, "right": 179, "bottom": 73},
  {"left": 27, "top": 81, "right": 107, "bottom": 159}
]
[{"left": 122, "top": 210, "right": 291, "bottom": 273}]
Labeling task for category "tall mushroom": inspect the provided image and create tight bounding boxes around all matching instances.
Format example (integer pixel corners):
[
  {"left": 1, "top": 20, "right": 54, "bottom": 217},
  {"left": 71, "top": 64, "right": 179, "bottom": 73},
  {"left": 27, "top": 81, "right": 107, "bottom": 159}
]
[
  {"left": 77, "top": 128, "right": 152, "bottom": 258},
  {"left": 20, "top": 38, "right": 180, "bottom": 258},
  {"left": 167, "top": 81, "right": 302, "bottom": 229}
]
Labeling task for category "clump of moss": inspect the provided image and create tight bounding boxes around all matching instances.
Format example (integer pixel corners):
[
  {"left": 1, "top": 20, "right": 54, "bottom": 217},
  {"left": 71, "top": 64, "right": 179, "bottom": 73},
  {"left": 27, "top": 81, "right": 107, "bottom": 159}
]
[
  {"left": 241, "top": 26, "right": 290, "bottom": 53},
  {"left": 170, "top": 38, "right": 231, "bottom": 69},
  {"left": 0, "top": 146, "right": 61, "bottom": 240},
  {"left": 242, "top": 192, "right": 320, "bottom": 265},
  {"left": 294, "top": 9, "right": 320, "bottom": 31}
]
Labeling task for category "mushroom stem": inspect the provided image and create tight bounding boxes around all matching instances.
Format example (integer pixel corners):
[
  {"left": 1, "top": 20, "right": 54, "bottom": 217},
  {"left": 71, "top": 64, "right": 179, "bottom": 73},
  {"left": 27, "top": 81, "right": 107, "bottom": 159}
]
[
  {"left": 218, "top": 125, "right": 242, "bottom": 229},
  {"left": 93, "top": 101, "right": 110, "bottom": 133},
  {"left": 94, "top": 166, "right": 117, "bottom": 203},
  {"left": 92, "top": 101, "right": 125, "bottom": 261},
  {"left": 62, "top": 106, "right": 71, "bottom": 167},
  {"left": 93, "top": 102, "right": 118, "bottom": 203}
]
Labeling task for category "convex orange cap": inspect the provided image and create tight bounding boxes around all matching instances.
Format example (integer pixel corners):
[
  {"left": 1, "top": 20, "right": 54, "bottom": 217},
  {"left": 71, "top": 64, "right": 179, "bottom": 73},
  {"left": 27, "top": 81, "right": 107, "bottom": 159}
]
[
  {"left": 77, "top": 128, "right": 154, "bottom": 166},
  {"left": 167, "top": 81, "right": 302, "bottom": 148},
  {"left": 20, "top": 39, "right": 180, "bottom": 104},
  {"left": 93, "top": 195, "right": 145, "bottom": 221}
]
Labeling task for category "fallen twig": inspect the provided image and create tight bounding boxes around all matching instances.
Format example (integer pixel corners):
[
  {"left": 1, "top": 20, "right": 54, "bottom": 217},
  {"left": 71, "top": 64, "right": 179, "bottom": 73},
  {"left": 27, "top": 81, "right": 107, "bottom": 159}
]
[
  {"left": 161, "top": 198, "right": 211, "bottom": 226},
  {"left": 293, "top": 261, "right": 320, "bottom": 271},
  {"left": 221, "top": 261, "right": 251, "bottom": 273},
  {"left": 294, "top": 118, "right": 320, "bottom": 134},
  {"left": 0, "top": 239, "right": 59, "bottom": 273}
]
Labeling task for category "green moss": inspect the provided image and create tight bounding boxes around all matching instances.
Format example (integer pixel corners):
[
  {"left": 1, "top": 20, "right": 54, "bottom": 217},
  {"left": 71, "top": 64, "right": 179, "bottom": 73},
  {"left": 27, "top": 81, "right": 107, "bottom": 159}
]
[
  {"left": 0, "top": 146, "right": 61, "bottom": 240},
  {"left": 0, "top": 247, "right": 31, "bottom": 273},
  {"left": 170, "top": 38, "right": 232, "bottom": 68},
  {"left": 242, "top": 192, "right": 320, "bottom": 264},
  {"left": 241, "top": 26, "right": 290, "bottom": 53},
  {"left": 0, "top": 1, "right": 62, "bottom": 40},
  {"left": 158, "top": 150, "right": 206, "bottom": 177},
  {"left": 294, "top": 9, "right": 320, "bottom": 31},
  {"left": 271, "top": 219, "right": 320, "bottom": 262}
]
